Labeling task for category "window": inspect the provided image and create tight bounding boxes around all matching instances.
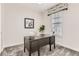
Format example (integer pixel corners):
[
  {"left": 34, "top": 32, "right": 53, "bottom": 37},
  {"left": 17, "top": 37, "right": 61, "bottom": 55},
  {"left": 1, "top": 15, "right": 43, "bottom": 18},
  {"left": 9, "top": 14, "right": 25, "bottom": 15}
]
[{"left": 51, "top": 11, "right": 64, "bottom": 38}]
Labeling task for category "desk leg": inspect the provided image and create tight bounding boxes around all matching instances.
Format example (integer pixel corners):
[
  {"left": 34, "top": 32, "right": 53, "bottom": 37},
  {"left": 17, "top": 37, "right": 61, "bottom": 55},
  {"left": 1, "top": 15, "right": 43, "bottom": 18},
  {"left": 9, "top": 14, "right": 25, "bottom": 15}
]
[
  {"left": 49, "top": 37, "right": 51, "bottom": 51},
  {"left": 29, "top": 42, "right": 31, "bottom": 56},
  {"left": 24, "top": 47, "right": 25, "bottom": 52},
  {"left": 50, "top": 44, "right": 51, "bottom": 51},
  {"left": 29, "top": 46, "right": 31, "bottom": 56},
  {"left": 24, "top": 38, "right": 25, "bottom": 52},
  {"left": 54, "top": 39, "right": 55, "bottom": 49},
  {"left": 38, "top": 49, "right": 40, "bottom": 56},
  {"left": 29, "top": 51, "right": 31, "bottom": 56}
]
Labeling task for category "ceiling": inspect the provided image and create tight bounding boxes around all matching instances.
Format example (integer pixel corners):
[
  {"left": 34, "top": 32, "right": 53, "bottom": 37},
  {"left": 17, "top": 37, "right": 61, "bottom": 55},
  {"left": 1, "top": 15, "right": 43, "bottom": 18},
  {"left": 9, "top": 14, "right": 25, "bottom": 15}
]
[
  {"left": 24, "top": 3, "right": 56, "bottom": 12},
  {"left": 4, "top": 3, "right": 56, "bottom": 12},
  {"left": 9, "top": 3, "right": 56, "bottom": 12}
]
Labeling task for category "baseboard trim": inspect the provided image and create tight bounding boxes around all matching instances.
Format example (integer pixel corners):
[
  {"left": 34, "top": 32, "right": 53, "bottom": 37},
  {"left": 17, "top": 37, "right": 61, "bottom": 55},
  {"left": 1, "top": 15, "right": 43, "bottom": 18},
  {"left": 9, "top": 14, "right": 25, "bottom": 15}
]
[
  {"left": 1, "top": 42, "right": 24, "bottom": 53},
  {"left": 0, "top": 48, "right": 3, "bottom": 54},
  {"left": 3, "top": 42, "right": 24, "bottom": 48},
  {"left": 0, "top": 50, "right": 1, "bottom": 53},
  {"left": 56, "top": 42, "right": 79, "bottom": 52}
]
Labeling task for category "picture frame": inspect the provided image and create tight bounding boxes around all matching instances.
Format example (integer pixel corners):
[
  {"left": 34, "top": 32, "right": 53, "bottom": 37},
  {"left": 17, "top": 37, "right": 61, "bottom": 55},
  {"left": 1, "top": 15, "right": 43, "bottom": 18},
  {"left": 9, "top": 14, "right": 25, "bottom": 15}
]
[{"left": 24, "top": 18, "right": 34, "bottom": 29}]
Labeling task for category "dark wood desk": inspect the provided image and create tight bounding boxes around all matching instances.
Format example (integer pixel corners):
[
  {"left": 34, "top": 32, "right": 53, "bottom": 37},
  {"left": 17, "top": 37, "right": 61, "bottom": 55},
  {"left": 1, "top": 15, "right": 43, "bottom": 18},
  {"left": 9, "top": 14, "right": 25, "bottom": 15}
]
[{"left": 24, "top": 34, "right": 55, "bottom": 56}]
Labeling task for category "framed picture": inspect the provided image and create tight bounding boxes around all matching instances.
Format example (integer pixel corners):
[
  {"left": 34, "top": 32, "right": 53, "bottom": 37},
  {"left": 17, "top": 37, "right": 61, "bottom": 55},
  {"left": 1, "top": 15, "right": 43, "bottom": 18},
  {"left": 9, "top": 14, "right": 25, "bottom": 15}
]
[{"left": 24, "top": 18, "right": 34, "bottom": 29}]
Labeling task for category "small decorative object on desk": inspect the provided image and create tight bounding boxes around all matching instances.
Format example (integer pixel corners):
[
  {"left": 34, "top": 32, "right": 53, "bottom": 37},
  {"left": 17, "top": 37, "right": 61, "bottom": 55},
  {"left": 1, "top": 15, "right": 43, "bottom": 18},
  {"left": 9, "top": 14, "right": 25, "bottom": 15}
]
[
  {"left": 39, "top": 25, "right": 45, "bottom": 36},
  {"left": 53, "top": 31, "right": 55, "bottom": 35}
]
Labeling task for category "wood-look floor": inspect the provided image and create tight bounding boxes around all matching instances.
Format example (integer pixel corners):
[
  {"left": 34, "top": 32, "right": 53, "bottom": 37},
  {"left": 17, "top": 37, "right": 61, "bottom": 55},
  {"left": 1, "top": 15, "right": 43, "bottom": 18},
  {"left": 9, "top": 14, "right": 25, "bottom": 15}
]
[{"left": 0, "top": 44, "right": 79, "bottom": 56}]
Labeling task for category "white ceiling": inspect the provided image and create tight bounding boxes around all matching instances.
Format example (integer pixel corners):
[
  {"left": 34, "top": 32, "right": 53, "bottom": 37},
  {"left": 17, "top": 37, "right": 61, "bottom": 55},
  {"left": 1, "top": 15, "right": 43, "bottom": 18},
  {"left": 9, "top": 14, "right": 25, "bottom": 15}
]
[
  {"left": 24, "top": 3, "right": 56, "bottom": 12},
  {"left": 4, "top": 3, "right": 56, "bottom": 12},
  {"left": 11, "top": 3, "right": 56, "bottom": 12},
  {"left": 27, "top": 3, "right": 55, "bottom": 12}
]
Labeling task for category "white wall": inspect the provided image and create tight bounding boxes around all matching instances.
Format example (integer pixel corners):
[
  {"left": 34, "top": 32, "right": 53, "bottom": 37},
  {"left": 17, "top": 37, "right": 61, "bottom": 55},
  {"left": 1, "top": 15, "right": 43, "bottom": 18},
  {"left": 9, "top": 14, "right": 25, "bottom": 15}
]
[
  {"left": 1, "top": 4, "right": 42, "bottom": 48},
  {"left": 41, "top": 11, "right": 52, "bottom": 35},
  {"left": 62, "top": 3, "right": 79, "bottom": 51},
  {"left": 42, "top": 3, "right": 79, "bottom": 52},
  {"left": 0, "top": 3, "right": 1, "bottom": 53}
]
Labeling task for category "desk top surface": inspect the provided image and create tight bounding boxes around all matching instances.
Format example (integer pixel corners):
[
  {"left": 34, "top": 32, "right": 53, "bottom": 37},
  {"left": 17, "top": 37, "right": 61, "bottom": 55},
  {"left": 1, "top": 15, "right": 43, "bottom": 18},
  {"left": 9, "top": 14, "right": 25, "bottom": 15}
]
[{"left": 24, "top": 34, "right": 55, "bottom": 41}]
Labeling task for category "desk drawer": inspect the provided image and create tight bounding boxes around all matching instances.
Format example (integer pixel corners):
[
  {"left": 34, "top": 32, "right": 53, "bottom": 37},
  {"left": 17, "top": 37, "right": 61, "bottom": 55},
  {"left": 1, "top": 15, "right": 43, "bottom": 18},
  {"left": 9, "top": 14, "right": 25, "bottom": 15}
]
[
  {"left": 38, "top": 38, "right": 49, "bottom": 47},
  {"left": 31, "top": 40, "right": 38, "bottom": 48},
  {"left": 30, "top": 40, "right": 38, "bottom": 52}
]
